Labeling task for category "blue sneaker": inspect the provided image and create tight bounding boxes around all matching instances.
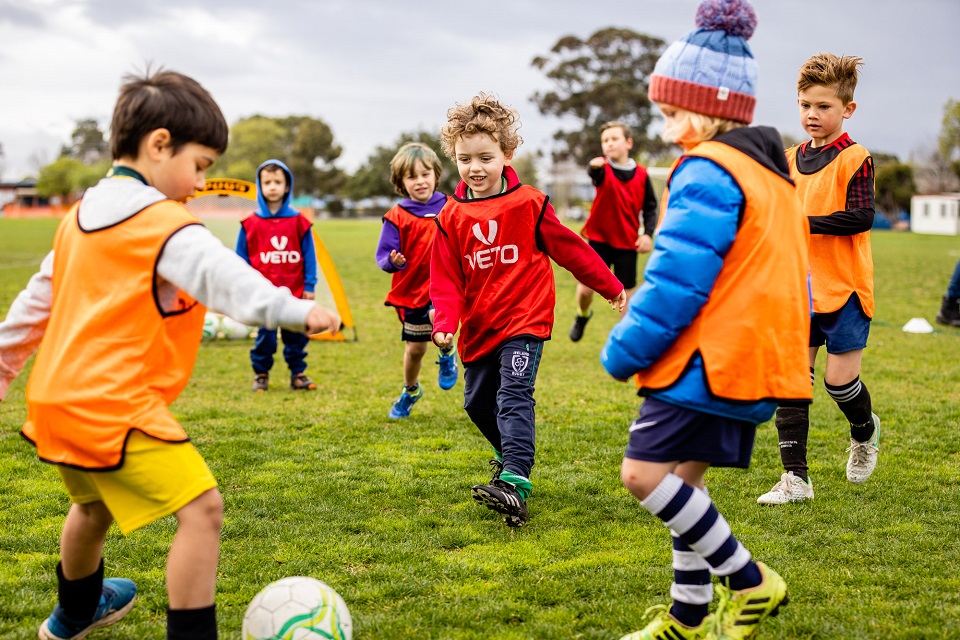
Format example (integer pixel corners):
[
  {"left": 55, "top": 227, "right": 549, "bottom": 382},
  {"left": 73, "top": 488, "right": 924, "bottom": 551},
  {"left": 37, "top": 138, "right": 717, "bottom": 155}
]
[
  {"left": 389, "top": 384, "right": 423, "bottom": 419},
  {"left": 39, "top": 578, "right": 137, "bottom": 639},
  {"left": 437, "top": 350, "right": 459, "bottom": 390}
]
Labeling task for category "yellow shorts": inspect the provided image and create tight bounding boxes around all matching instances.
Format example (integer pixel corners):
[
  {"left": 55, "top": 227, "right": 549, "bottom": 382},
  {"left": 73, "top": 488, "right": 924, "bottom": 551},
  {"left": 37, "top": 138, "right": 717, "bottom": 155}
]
[{"left": 58, "top": 430, "right": 218, "bottom": 534}]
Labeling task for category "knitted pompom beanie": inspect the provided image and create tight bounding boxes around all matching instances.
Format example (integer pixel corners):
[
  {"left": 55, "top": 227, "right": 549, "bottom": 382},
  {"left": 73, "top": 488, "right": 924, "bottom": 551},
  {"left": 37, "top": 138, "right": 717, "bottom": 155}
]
[{"left": 649, "top": 0, "right": 759, "bottom": 123}]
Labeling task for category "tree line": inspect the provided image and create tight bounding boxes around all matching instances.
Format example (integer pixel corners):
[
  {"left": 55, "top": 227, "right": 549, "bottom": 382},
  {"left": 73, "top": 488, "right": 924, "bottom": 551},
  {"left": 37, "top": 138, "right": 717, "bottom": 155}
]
[{"left": 22, "top": 28, "right": 960, "bottom": 219}]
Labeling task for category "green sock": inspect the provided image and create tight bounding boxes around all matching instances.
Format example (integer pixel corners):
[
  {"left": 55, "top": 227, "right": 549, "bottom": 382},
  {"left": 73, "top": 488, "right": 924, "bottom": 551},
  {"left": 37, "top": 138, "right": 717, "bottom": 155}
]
[
  {"left": 494, "top": 449, "right": 503, "bottom": 462},
  {"left": 499, "top": 471, "right": 532, "bottom": 501},
  {"left": 577, "top": 308, "right": 593, "bottom": 318}
]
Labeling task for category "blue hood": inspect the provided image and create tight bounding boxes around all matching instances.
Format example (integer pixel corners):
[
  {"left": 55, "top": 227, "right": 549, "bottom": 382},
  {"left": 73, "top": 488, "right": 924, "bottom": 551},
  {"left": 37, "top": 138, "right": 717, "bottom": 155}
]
[{"left": 255, "top": 158, "right": 299, "bottom": 218}]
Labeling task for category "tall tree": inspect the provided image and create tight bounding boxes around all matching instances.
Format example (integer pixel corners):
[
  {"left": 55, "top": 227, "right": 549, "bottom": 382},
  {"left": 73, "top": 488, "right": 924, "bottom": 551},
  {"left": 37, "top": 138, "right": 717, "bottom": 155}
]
[
  {"left": 211, "top": 115, "right": 344, "bottom": 197},
  {"left": 61, "top": 119, "right": 109, "bottom": 165},
  {"left": 343, "top": 130, "right": 457, "bottom": 201},
  {"left": 283, "top": 116, "right": 344, "bottom": 196},
  {"left": 531, "top": 27, "right": 668, "bottom": 165}
]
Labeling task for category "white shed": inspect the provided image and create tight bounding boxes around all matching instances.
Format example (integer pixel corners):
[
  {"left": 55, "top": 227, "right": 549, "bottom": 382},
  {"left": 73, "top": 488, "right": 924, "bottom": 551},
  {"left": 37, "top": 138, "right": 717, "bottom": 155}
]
[{"left": 911, "top": 193, "right": 960, "bottom": 235}]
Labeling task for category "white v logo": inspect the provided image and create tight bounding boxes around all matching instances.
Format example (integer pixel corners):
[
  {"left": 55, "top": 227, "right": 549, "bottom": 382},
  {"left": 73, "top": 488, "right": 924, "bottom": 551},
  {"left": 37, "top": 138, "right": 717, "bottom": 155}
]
[
  {"left": 270, "top": 236, "right": 288, "bottom": 251},
  {"left": 471, "top": 221, "right": 497, "bottom": 246}
]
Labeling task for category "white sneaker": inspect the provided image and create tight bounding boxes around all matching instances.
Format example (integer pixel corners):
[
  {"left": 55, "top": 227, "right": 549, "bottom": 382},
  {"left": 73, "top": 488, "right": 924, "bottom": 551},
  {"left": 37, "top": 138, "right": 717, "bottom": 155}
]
[
  {"left": 757, "top": 471, "right": 814, "bottom": 505},
  {"left": 846, "top": 413, "right": 880, "bottom": 484}
]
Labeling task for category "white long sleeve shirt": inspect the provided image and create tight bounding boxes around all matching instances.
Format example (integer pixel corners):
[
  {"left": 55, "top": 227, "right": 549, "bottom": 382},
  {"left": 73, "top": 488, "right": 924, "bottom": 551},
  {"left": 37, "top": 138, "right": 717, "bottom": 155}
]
[{"left": 0, "top": 176, "right": 316, "bottom": 399}]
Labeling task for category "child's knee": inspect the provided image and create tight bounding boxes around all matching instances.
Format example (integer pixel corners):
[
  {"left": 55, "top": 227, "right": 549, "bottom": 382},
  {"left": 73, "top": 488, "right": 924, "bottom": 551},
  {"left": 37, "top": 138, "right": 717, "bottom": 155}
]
[
  {"left": 620, "top": 461, "right": 647, "bottom": 498},
  {"left": 73, "top": 501, "right": 114, "bottom": 529},
  {"left": 406, "top": 341, "right": 428, "bottom": 359},
  {"left": 178, "top": 489, "right": 223, "bottom": 531}
]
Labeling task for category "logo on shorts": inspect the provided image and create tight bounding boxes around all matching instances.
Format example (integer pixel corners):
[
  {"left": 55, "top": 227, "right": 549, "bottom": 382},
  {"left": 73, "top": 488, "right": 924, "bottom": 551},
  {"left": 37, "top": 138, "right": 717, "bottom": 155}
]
[{"left": 511, "top": 350, "right": 529, "bottom": 376}]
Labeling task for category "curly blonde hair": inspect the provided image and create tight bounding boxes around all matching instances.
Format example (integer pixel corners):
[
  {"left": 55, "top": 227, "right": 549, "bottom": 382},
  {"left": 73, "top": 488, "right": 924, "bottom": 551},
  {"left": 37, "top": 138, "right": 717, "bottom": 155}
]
[
  {"left": 797, "top": 53, "right": 864, "bottom": 105},
  {"left": 440, "top": 93, "right": 523, "bottom": 159}
]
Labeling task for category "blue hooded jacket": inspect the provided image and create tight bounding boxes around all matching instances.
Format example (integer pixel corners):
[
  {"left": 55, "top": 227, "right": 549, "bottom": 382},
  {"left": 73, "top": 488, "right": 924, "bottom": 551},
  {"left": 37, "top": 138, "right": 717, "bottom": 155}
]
[
  {"left": 600, "top": 127, "right": 794, "bottom": 424},
  {"left": 235, "top": 159, "right": 318, "bottom": 293}
]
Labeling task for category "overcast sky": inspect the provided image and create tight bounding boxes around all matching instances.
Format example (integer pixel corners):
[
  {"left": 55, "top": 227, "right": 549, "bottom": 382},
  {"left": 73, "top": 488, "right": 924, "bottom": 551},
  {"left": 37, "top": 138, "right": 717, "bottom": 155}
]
[{"left": 1, "top": 0, "right": 958, "bottom": 182}]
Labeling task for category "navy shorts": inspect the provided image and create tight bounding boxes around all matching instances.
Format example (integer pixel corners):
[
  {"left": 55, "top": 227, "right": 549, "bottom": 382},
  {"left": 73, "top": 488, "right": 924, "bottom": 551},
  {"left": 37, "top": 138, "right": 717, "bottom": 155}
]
[
  {"left": 589, "top": 240, "right": 638, "bottom": 290},
  {"left": 810, "top": 294, "right": 871, "bottom": 354},
  {"left": 624, "top": 397, "right": 756, "bottom": 468},
  {"left": 396, "top": 303, "right": 433, "bottom": 342}
]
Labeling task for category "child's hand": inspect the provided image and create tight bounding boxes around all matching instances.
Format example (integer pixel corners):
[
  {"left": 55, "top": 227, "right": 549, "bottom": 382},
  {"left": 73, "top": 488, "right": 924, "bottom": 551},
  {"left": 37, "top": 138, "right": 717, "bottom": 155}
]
[
  {"left": 635, "top": 234, "right": 653, "bottom": 254},
  {"left": 390, "top": 250, "right": 406, "bottom": 268},
  {"left": 302, "top": 291, "right": 315, "bottom": 300},
  {"left": 433, "top": 332, "right": 454, "bottom": 349},
  {"left": 609, "top": 289, "right": 627, "bottom": 313},
  {"left": 589, "top": 157, "right": 606, "bottom": 168},
  {"left": 305, "top": 305, "right": 341, "bottom": 336}
]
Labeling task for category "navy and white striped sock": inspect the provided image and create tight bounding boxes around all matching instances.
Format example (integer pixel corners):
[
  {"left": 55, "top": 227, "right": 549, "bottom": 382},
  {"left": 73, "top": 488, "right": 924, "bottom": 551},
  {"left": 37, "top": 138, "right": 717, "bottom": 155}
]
[
  {"left": 641, "top": 473, "right": 761, "bottom": 590},
  {"left": 668, "top": 533, "right": 712, "bottom": 627}
]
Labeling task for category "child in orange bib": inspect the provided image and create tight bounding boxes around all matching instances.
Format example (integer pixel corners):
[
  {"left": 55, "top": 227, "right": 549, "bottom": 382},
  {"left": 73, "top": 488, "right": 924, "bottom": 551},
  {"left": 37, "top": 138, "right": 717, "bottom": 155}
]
[{"left": 0, "top": 69, "right": 339, "bottom": 640}]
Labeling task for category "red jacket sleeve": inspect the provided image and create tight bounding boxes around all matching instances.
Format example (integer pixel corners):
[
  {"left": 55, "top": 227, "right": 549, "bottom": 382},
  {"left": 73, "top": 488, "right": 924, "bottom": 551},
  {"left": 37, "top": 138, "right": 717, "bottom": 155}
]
[
  {"left": 538, "top": 202, "right": 624, "bottom": 299},
  {"left": 429, "top": 220, "right": 464, "bottom": 337}
]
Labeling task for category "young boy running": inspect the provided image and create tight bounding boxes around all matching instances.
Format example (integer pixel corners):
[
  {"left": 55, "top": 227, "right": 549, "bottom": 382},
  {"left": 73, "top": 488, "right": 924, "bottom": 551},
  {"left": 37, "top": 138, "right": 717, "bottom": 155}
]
[
  {"left": 431, "top": 93, "right": 625, "bottom": 527},
  {"left": 570, "top": 121, "right": 659, "bottom": 342},
  {"left": 236, "top": 159, "right": 321, "bottom": 392},
  {"left": 602, "top": 2, "right": 811, "bottom": 637},
  {"left": 758, "top": 53, "right": 881, "bottom": 505},
  {"left": 0, "top": 69, "right": 339, "bottom": 640},
  {"left": 376, "top": 142, "right": 458, "bottom": 419}
]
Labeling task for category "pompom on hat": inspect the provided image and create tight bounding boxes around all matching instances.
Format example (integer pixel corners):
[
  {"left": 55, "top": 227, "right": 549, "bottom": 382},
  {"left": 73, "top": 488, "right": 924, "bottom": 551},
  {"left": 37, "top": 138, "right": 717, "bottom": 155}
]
[{"left": 649, "top": 0, "right": 758, "bottom": 123}]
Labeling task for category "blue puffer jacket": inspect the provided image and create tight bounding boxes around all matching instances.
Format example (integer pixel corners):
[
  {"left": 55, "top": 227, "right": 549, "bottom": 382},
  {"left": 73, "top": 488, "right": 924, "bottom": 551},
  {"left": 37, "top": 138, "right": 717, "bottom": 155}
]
[{"left": 601, "top": 129, "right": 789, "bottom": 424}]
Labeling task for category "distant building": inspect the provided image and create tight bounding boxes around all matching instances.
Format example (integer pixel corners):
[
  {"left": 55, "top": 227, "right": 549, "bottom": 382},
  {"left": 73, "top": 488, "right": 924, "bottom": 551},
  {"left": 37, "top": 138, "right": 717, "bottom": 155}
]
[{"left": 910, "top": 193, "right": 960, "bottom": 235}]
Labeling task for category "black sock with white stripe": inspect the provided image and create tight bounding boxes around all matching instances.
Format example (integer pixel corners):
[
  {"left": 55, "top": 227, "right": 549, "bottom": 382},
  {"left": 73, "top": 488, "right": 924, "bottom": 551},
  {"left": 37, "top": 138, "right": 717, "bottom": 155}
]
[{"left": 825, "top": 376, "right": 874, "bottom": 441}]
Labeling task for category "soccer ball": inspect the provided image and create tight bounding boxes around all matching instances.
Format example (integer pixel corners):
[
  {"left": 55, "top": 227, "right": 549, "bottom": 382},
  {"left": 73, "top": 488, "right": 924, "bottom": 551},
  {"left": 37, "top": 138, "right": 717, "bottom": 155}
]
[
  {"left": 242, "top": 576, "right": 352, "bottom": 640},
  {"left": 220, "top": 316, "right": 253, "bottom": 340},
  {"left": 201, "top": 312, "right": 220, "bottom": 341}
]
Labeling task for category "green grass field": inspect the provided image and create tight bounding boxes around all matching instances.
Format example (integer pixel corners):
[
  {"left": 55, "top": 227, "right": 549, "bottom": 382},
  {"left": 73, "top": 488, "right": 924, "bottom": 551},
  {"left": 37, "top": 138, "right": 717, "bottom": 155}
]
[{"left": 1, "top": 216, "right": 959, "bottom": 639}]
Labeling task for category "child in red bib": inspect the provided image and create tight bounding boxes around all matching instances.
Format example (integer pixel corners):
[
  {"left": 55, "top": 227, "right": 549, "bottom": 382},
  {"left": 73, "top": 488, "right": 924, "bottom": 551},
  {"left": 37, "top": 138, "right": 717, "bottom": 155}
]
[
  {"left": 236, "top": 159, "right": 320, "bottom": 392},
  {"left": 431, "top": 93, "right": 625, "bottom": 527},
  {"left": 569, "top": 121, "right": 659, "bottom": 342},
  {"left": 376, "top": 142, "right": 457, "bottom": 419}
]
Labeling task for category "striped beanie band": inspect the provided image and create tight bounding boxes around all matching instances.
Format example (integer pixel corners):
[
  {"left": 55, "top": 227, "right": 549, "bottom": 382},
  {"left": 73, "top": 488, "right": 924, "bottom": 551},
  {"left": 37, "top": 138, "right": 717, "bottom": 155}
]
[{"left": 649, "top": 0, "right": 758, "bottom": 124}]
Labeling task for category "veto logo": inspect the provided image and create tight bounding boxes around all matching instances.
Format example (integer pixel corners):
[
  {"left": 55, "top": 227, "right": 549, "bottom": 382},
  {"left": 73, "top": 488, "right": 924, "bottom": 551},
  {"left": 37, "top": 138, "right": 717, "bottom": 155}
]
[
  {"left": 259, "top": 235, "right": 301, "bottom": 264},
  {"left": 465, "top": 221, "right": 518, "bottom": 270}
]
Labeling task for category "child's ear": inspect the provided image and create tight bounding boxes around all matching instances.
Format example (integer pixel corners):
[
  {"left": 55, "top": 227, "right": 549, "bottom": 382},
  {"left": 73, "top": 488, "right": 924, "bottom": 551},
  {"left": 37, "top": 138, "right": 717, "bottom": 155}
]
[
  {"left": 843, "top": 101, "right": 857, "bottom": 119},
  {"left": 144, "top": 129, "right": 172, "bottom": 159}
]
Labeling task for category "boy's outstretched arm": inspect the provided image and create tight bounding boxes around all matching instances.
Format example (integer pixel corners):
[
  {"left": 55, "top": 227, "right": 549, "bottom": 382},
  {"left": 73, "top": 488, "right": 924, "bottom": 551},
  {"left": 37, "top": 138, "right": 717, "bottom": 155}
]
[
  {"left": 0, "top": 251, "right": 54, "bottom": 400},
  {"left": 160, "top": 225, "right": 321, "bottom": 333}
]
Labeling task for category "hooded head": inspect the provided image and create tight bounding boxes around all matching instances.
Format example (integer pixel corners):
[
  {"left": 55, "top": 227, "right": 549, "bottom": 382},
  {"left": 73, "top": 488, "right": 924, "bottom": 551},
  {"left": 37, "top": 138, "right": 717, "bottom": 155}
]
[
  {"left": 649, "top": 0, "right": 758, "bottom": 124},
  {"left": 255, "top": 158, "right": 298, "bottom": 218}
]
